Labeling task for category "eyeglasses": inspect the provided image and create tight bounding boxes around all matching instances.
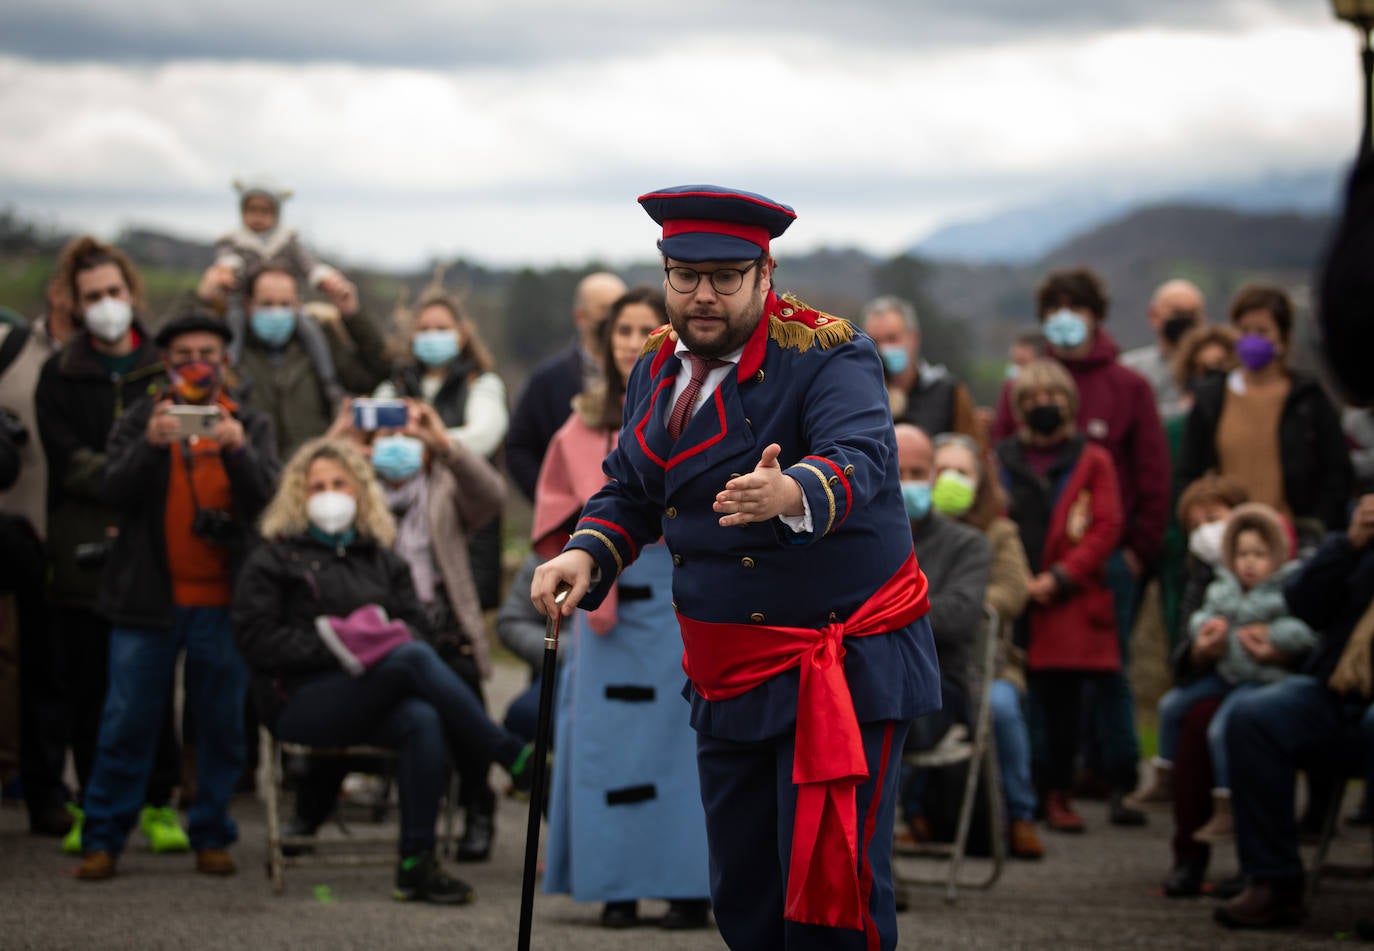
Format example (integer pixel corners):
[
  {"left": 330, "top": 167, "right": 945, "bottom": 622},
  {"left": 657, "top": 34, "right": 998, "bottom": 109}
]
[{"left": 663, "top": 261, "right": 758, "bottom": 296}]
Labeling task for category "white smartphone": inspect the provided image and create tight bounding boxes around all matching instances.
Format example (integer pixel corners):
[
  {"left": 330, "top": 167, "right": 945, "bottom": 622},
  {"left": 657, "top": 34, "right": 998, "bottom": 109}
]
[{"left": 166, "top": 405, "right": 221, "bottom": 438}]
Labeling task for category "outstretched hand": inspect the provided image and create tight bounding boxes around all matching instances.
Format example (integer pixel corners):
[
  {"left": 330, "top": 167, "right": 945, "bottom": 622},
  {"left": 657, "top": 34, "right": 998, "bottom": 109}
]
[{"left": 713, "top": 443, "right": 804, "bottom": 528}]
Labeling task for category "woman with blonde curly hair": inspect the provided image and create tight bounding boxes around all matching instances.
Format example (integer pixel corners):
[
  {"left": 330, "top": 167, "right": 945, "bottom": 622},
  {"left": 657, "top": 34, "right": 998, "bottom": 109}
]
[{"left": 232, "top": 437, "right": 533, "bottom": 905}]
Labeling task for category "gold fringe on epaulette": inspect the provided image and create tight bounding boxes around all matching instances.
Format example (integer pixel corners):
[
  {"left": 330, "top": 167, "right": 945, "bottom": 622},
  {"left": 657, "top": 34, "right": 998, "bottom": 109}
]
[
  {"left": 640, "top": 326, "right": 671, "bottom": 356},
  {"left": 768, "top": 315, "right": 855, "bottom": 353}
]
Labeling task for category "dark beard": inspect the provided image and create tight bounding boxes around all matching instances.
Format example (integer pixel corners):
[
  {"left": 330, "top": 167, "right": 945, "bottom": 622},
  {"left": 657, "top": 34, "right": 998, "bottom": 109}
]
[{"left": 666, "top": 274, "right": 766, "bottom": 360}]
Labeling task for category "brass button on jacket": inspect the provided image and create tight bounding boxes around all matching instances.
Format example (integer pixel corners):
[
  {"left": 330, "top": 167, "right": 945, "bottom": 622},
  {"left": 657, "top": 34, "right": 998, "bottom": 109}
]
[
  {"left": 672, "top": 553, "right": 683, "bottom": 566},
  {"left": 749, "top": 612, "right": 766, "bottom": 623},
  {"left": 741, "top": 556, "right": 756, "bottom": 569},
  {"left": 665, "top": 506, "right": 678, "bottom": 519}
]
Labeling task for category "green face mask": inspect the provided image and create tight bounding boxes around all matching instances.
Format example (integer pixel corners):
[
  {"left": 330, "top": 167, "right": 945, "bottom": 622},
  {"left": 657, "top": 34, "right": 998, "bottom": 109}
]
[{"left": 931, "top": 469, "right": 977, "bottom": 517}]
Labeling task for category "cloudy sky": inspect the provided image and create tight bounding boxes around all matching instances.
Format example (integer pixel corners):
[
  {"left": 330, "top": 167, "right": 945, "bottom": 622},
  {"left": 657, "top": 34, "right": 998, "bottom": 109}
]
[{"left": 0, "top": 0, "right": 1366, "bottom": 268}]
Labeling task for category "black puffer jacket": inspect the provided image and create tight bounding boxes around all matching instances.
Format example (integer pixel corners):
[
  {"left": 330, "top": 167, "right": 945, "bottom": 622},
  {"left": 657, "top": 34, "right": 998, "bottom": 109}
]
[
  {"left": 231, "top": 534, "right": 432, "bottom": 726},
  {"left": 97, "top": 392, "right": 279, "bottom": 629}
]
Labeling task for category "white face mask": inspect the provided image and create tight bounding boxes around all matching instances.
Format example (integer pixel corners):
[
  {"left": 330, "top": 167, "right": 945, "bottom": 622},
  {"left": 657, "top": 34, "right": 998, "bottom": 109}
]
[
  {"left": 84, "top": 297, "right": 133, "bottom": 343},
  {"left": 1188, "top": 520, "right": 1226, "bottom": 566},
  {"left": 306, "top": 491, "right": 357, "bottom": 536}
]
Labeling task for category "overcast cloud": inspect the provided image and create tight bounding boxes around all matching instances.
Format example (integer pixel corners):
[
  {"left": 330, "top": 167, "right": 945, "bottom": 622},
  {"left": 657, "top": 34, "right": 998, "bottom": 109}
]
[{"left": 0, "top": 1, "right": 1362, "bottom": 267}]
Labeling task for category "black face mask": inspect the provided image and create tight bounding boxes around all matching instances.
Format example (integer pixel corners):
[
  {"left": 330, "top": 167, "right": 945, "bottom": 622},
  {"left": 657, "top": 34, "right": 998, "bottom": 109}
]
[
  {"left": 1026, "top": 403, "right": 1064, "bottom": 436},
  {"left": 1161, "top": 311, "right": 1196, "bottom": 345}
]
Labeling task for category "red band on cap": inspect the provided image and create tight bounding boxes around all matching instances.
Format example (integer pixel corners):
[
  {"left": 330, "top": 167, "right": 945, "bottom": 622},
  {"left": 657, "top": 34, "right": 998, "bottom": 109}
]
[{"left": 662, "top": 218, "right": 770, "bottom": 251}]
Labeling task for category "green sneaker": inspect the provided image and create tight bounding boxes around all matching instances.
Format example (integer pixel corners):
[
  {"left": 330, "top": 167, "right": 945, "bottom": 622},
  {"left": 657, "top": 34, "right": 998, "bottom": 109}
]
[
  {"left": 140, "top": 805, "right": 190, "bottom": 854},
  {"left": 61, "top": 804, "right": 83, "bottom": 855}
]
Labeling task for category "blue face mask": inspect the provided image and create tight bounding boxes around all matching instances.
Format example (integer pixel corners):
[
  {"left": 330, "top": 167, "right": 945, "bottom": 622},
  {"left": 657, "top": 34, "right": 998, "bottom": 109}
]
[
  {"left": 900, "top": 480, "right": 932, "bottom": 521},
  {"left": 879, "top": 344, "right": 909, "bottom": 376},
  {"left": 1043, "top": 308, "right": 1089, "bottom": 350},
  {"left": 372, "top": 434, "right": 425, "bottom": 482},
  {"left": 251, "top": 307, "right": 296, "bottom": 348},
  {"left": 412, "top": 329, "right": 460, "bottom": 368}
]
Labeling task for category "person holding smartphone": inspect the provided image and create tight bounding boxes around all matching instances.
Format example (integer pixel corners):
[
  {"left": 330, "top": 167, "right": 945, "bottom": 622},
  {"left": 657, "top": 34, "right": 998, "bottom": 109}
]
[{"left": 74, "top": 311, "right": 279, "bottom": 881}]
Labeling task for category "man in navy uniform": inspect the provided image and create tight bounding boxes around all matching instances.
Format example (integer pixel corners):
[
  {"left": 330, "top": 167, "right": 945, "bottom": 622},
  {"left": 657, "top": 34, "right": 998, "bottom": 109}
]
[{"left": 532, "top": 185, "right": 941, "bottom": 950}]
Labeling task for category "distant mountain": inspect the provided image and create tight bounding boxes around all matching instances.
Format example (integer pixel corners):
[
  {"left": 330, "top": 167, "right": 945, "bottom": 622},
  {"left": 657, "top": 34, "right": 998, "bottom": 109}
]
[{"left": 913, "top": 168, "right": 1344, "bottom": 265}]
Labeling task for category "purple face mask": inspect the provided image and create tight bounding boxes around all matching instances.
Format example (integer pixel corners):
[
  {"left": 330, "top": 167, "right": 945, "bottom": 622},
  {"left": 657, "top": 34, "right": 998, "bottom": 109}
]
[{"left": 1235, "top": 333, "right": 1278, "bottom": 371}]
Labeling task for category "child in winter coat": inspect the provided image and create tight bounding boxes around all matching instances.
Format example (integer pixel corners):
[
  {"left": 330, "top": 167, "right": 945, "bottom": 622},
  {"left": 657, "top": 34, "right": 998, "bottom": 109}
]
[
  {"left": 213, "top": 178, "right": 343, "bottom": 297},
  {"left": 1150, "top": 502, "right": 1315, "bottom": 839},
  {"left": 995, "top": 359, "right": 1123, "bottom": 834}
]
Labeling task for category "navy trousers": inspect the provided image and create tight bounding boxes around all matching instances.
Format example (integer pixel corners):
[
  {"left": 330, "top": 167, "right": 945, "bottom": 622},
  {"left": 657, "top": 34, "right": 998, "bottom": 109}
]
[
  {"left": 1227, "top": 676, "right": 1371, "bottom": 883},
  {"left": 697, "top": 719, "right": 908, "bottom": 951}
]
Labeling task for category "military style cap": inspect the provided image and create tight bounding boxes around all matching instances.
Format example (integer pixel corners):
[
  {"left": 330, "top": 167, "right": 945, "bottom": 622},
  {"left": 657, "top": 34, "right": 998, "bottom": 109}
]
[
  {"left": 155, "top": 311, "right": 233, "bottom": 348},
  {"left": 638, "top": 185, "right": 796, "bottom": 263}
]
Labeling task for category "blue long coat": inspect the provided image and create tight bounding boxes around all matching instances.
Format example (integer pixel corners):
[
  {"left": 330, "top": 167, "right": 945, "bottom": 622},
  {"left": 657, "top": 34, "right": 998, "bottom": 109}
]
[{"left": 543, "top": 543, "right": 711, "bottom": 902}]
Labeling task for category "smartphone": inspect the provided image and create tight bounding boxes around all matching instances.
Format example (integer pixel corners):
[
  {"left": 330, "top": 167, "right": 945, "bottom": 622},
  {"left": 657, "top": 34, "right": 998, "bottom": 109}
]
[
  {"left": 353, "top": 398, "right": 408, "bottom": 431},
  {"left": 166, "top": 405, "right": 221, "bottom": 438}
]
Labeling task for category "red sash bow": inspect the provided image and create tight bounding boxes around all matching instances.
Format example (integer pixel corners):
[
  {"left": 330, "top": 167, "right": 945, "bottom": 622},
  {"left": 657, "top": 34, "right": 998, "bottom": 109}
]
[{"left": 677, "top": 552, "right": 929, "bottom": 930}]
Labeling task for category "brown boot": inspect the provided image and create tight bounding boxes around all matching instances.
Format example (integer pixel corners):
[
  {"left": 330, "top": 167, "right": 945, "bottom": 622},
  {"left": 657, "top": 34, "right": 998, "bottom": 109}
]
[
  {"left": 1193, "top": 792, "right": 1234, "bottom": 842},
  {"left": 1213, "top": 879, "right": 1307, "bottom": 929},
  {"left": 1045, "top": 791, "right": 1084, "bottom": 833},
  {"left": 1124, "top": 760, "right": 1173, "bottom": 808},
  {"left": 76, "top": 851, "right": 117, "bottom": 881},
  {"left": 1009, "top": 819, "right": 1045, "bottom": 859},
  {"left": 195, "top": 848, "right": 237, "bottom": 876}
]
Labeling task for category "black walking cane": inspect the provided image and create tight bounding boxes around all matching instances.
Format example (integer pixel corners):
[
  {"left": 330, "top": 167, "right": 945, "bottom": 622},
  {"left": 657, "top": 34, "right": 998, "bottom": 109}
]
[{"left": 517, "top": 585, "right": 569, "bottom": 951}]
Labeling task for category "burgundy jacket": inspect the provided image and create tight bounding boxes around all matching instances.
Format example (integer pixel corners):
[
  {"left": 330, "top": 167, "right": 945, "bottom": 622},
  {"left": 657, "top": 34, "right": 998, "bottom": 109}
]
[{"left": 993, "top": 329, "right": 1170, "bottom": 569}]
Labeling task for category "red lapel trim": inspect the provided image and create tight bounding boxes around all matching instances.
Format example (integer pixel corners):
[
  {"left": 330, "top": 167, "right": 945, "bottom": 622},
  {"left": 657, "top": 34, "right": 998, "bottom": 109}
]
[
  {"left": 736, "top": 291, "right": 777, "bottom": 381},
  {"left": 665, "top": 387, "right": 729, "bottom": 470},
  {"left": 634, "top": 377, "right": 676, "bottom": 469}
]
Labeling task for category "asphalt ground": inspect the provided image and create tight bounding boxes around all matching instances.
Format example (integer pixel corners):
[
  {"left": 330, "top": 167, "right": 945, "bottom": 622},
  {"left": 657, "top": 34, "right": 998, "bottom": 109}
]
[{"left": 1, "top": 659, "right": 1369, "bottom": 950}]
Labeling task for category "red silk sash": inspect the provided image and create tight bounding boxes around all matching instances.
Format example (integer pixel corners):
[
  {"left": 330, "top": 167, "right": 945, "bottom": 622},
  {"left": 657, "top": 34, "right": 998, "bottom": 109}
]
[{"left": 677, "top": 552, "right": 930, "bottom": 930}]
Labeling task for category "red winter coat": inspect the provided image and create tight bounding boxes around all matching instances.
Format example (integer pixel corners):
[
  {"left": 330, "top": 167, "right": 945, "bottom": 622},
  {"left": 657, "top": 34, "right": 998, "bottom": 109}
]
[
  {"left": 993, "top": 329, "right": 1169, "bottom": 570},
  {"left": 997, "top": 436, "right": 1124, "bottom": 673}
]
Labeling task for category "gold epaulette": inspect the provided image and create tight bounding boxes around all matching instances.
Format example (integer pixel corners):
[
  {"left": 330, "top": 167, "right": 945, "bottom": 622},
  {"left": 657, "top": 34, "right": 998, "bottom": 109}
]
[
  {"left": 769, "top": 293, "right": 855, "bottom": 353},
  {"left": 640, "top": 324, "right": 673, "bottom": 357}
]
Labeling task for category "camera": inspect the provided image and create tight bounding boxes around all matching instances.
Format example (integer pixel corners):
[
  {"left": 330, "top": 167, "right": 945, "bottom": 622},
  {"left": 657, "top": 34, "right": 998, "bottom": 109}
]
[
  {"left": 74, "top": 539, "right": 112, "bottom": 570},
  {"left": 0, "top": 408, "right": 28, "bottom": 448},
  {"left": 192, "top": 509, "right": 238, "bottom": 545},
  {"left": 166, "top": 405, "right": 220, "bottom": 439}
]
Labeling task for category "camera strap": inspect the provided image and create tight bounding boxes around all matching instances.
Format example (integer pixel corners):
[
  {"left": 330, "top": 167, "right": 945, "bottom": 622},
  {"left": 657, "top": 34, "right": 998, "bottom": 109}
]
[{"left": 178, "top": 439, "right": 209, "bottom": 518}]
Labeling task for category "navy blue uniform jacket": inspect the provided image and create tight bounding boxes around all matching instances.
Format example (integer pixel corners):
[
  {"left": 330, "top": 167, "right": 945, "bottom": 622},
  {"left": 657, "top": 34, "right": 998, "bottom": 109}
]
[{"left": 565, "top": 291, "right": 941, "bottom": 742}]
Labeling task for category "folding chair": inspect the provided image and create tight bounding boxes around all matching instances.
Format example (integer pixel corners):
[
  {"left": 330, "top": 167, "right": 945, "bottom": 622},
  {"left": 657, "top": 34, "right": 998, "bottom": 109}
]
[
  {"left": 895, "top": 605, "right": 1006, "bottom": 903},
  {"left": 1305, "top": 772, "right": 1374, "bottom": 907},
  {"left": 260, "top": 727, "right": 458, "bottom": 894}
]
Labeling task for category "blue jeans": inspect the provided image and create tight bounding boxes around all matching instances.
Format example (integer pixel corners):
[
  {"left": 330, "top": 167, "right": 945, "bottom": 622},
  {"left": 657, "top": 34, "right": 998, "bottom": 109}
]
[
  {"left": 1083, "top": 550, "right": 1143, "bottom": 789},
  {"left": 1158, "top": 675, "right": 1265, "bottom": 788},
  {"left": 503, "top": 672, "right": 557, "bottom": 745},
  {"left": 1227, "top": 676, "right": 1371, "bottom": 882},
  {"left": 990, "top": 680, "right": 1036, "bottom": 822},
  {"left": 277, "top": 690, "right": 447, "bottom": 858},
  {"left": 83, "top": 607, "right": 246, "bottom": 855}
]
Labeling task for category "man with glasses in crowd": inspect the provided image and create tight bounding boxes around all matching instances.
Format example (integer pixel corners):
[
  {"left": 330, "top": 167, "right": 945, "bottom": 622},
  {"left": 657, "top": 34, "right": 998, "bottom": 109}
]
[{"left": 532, "top": 185, "right": 940, "bottom": 951}]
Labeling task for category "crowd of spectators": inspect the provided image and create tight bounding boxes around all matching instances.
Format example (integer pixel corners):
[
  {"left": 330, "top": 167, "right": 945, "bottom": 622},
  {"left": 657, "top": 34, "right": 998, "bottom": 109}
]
[{"left": 0, "top": 179, "right": 1369, "bottom": 935}]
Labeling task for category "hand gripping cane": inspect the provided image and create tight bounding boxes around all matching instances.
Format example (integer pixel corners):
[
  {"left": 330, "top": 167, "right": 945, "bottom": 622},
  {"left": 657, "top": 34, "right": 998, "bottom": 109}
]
[{"left": 517, "top": 585, "right": 569, "bottom": 951}]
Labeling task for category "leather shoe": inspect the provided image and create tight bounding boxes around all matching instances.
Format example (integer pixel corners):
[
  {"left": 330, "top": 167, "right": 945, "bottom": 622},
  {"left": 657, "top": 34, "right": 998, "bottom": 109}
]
[
  {"left": 1214, "top": 880, "right": 1307, "bottom": 929},
  {"left": 455, "top": 812, "right": 494, "bottom": 863},
  {"left": 195, "top": 848, "right": 237, "bottom": 876},
  {"left": 1009, "top": 819, "right": 1045, "bottom": 859},
  {"left": 661, "top": 899, "right": 711, "bottom": 930},
  {"left": 600, "top": 900, "right": 638, "bottom": 929},
  {"left": 1163, "top": 860, "right": 1205, "bottom": 898},
  {"left": 76, "top": 851, "right": 116, "bottom": 881},
  {"left": 1210, "top": 874, "right": 1245, "bottom": 900}
]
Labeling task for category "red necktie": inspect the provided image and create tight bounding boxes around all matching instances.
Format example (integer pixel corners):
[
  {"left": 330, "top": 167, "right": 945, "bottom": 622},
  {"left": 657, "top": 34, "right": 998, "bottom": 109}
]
[{"left": 668, "top": 355, "right": 727, "bottom": 441}]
